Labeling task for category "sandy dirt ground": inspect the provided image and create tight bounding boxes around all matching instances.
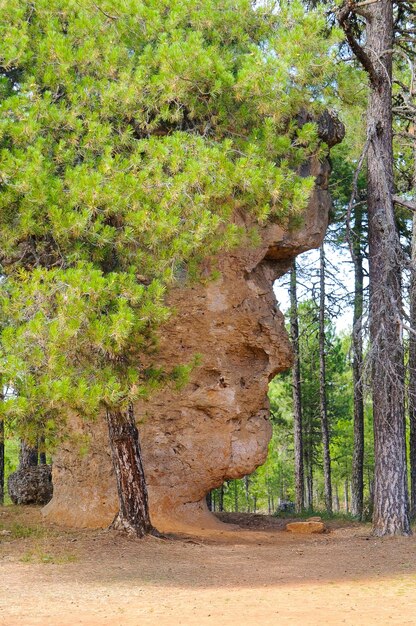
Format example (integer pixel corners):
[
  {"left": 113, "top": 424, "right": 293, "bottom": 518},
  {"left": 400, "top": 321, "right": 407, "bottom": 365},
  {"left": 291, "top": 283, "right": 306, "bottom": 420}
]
[{"left": 1, "top": 507, "right": 416, "bottom": 626}]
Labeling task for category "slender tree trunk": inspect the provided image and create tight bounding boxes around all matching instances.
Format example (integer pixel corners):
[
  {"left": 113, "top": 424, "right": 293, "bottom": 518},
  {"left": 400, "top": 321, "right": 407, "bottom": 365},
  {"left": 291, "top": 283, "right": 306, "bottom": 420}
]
[
  {"left": 206, "top": 491, "right": 213, "bottom": 512},
  {"left": 290, "top": 262, "right": 305, "bottom": 513},
  {"left": 106, "top": 405, "right": 154, "bottom": 537},
  {"left": 365, "top": 0, "right": 411, "bottom": 536},
  {"left": 334, "top": 484, "right": 340, "bottom": 513},
  {"left": 306, "top": 450, "right": 313, "bottom": 510},
  {"left": 409, "top": 143, "right": 416, "bottom": 519},
  {"left": 219, "top": 484, "right": 224, "bottom": 512},
  {"left": 19, "top": 441, "right": 38, "bottom": 468},
  {"left": 319, "top": 244, "right": 332, "bottom": 514},
  {"left": 368, "top": 472, "right": 374, "bottom": 514},
  {"left": 314, "top": 486, "right": 319, "bottom": 507},
  {"left": 234, "top": 480, "right": 238, "bottom": 512},
  {"left": 244, "top": 475, "right": 250, "bottom": 513},
  {"left": 0, "top": 419, "right": 4, "bottom": 506},
  {"left": 344, "top": 479, "right": 349, "bottom": 514},
  {"left": 351, "top": 205, "right": 365, "bottom": 519}
]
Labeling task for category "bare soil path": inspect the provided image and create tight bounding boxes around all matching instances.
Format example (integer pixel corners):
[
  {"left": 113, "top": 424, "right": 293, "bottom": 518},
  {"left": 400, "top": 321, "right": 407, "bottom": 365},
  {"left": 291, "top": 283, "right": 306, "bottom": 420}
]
[{"left": 1, "top": 506, "right": 416, "bottom": 626}]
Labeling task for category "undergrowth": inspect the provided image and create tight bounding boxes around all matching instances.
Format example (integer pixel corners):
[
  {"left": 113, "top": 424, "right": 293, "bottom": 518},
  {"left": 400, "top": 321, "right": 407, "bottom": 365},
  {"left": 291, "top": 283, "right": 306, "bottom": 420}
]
[{"left": 272, "top": 508, "right": 364, "bottom": 522}]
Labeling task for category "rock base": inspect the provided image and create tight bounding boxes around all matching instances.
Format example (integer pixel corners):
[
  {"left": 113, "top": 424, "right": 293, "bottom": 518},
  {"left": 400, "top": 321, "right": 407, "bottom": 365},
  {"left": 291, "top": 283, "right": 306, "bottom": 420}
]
[{"left": 8, "top": 466, "right": 53, "bottom": 505}]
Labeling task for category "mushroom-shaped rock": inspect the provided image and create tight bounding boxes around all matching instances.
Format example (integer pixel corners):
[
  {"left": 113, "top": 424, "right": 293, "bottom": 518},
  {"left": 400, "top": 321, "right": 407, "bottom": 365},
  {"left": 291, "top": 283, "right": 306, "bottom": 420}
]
[{"left": 43, "top": 115, "right": 344, "bottom": 533}]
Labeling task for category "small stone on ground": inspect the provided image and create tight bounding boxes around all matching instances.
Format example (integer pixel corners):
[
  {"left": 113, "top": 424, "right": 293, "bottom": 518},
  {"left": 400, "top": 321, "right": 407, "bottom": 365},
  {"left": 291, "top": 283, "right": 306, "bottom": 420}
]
[{"left": 285, "top": 521, "right": 326, "bottom": 534}]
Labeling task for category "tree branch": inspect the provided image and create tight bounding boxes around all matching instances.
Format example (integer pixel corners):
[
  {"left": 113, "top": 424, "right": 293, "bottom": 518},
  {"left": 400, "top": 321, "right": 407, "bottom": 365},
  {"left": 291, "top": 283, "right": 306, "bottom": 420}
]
[
  {"left": 337, "top": 2, "right": 380, "bottom": 87},
  {"left": 393, "top": 195, "right": 416, "bottom": 211},
  {"left": 91, "top": 3, "right": 118, "bottom": 20}
]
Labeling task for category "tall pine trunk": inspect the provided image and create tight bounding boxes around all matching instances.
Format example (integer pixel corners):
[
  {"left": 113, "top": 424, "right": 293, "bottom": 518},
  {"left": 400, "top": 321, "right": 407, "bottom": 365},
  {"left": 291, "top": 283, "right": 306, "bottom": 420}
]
[
  {"left": 219, "top": 484, "right": 224, "bottom": 512},
  {"left": 290, "top": 262, "right": 305, "bottom": 513},
  {"left": 319, "top": 244, "right": 332, "bottom": 514},
  {"left": 409, "top": 203, "right": 416, "bottom": 519},
  {"left": 344, "top": 479, "right": 349, "bottom": 514},
  {"left": 339, "top": 0, "right": 411, "bottom": 537},
  {"left": 365, "top": 0, "right": 410, "bottom": 535},
  {"left": 305, "top": 436, "right": 313, "bottom": 510},
  {"left": 234, "top": 480, "right": 239, "bottom": 512},
  {"left": 244, "top": 475, "right": 250, "bottom": 513},
  {"left": 351, "top": 205, "right": 365, "bottom": 519},
  {"left": 106, "top": 405, "right": 154, "bottom": 537},
  {"left": 0, "top": 419, "right": 4, "bottom": 506},
  {"left": 334, "top": 484, "right": 340, "bottom": 513},
  {"left": 206, "top": 491, "right": 213, "bottom": 511}
]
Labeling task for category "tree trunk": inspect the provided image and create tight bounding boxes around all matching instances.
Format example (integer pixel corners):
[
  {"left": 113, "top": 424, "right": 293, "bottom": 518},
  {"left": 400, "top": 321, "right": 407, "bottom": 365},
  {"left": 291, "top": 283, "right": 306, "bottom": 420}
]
[
  {"left": 290, "top": 262, "right": 305, "bottom": 513},
  {"left": 368, "top": 472, "right": 374, "bottom": 515},
  {"left": 305, "top": 440, "right": 313, "bottom": 510},
  {"left": 219, "top": 484, "right": 224, "bottom": 512},
  {"left": 338, "top": 0, "right": 411, "bottom": 537},
  {"left": 351, "top": 204, "right": 365, "bottom": 520},
  {"left": 319, "top": 244, "right": 332, "bottom": 514},
  {"left": 0, "top": 419, "right": 4, "bottom": 506},
  {"left": 365, "top": 0, "right": 411, "bottom": 536},
  {"left": 344, "top": 479, "right": 349, "bottom": 514},
  {"left": 334, "top": 483, "right": 340, "bottom": 513},
  {"left": 206, "top": 491, "right": 213, "bottom": 512},
  {"left": 106, "top": 406, "right": 154, "bottom": 537},
  {"left": 19, "top": 441, "right": 38, "bottom": 469},
  {"left": 234, "top": 480, "right": 238, "bottom": 512},
  {"left": 244, "top": 475, "right": 250, "bottom": 513},
  {"left": 409, "top": 145, "right": 416, "bottom": 519}
]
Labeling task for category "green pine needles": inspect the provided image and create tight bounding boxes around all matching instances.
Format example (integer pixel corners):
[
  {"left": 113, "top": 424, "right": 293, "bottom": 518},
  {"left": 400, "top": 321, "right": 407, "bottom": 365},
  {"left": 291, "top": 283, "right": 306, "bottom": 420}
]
[{"left": 0, "top": 0, "right": 338, "bottom": 445}]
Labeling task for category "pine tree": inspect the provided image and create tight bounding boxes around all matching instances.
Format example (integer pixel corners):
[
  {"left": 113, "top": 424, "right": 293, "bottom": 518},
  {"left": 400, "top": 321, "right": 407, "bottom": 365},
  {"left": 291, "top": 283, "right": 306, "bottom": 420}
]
[
  {"left": 350, "top": 202, "right": 365, "bottom": 520},
  {"left": 318, "top": 244, "right": 332, "bottom": 513},
  {"left": 290, "top": 262, "right": 305, "bottom": 513},
  {"left": 0, "top": 417, "right": 4, "bottom": 506},
  {"left": 338, "top": 0, "right": 411, "bottom": 535},
  {"left": 391, "top": 30, "right": 416, "bottom": 521}
]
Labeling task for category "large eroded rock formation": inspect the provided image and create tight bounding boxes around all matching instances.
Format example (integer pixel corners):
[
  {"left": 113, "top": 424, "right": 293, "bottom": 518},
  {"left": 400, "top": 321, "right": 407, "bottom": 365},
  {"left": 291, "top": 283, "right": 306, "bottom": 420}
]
[{"left": 43, "top": 116, "right": 343, "bottom": 532}]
